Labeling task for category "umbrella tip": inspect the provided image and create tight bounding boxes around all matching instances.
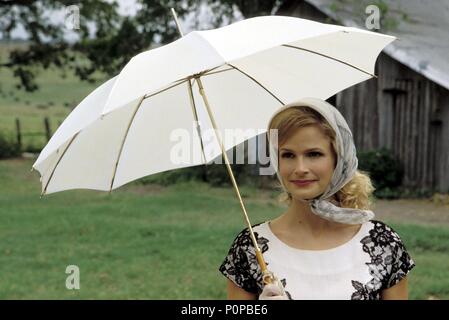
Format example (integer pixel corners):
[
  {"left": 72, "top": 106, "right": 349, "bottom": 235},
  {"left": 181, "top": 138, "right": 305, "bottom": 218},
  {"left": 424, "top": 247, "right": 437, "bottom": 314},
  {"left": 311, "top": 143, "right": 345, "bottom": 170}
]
[{"left": 170, "top": 8, "right": 184, "bottom": 37}]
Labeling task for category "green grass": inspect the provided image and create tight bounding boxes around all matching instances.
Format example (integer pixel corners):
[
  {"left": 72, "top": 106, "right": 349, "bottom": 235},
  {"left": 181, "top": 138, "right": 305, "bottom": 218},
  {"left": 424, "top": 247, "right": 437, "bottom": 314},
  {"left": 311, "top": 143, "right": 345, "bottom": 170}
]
[
  {"left": 0, "top": 158, "right": 448, "bottom": 299},
  {"left": 0, "top": 158, "right": 281, "bottom": 299}
]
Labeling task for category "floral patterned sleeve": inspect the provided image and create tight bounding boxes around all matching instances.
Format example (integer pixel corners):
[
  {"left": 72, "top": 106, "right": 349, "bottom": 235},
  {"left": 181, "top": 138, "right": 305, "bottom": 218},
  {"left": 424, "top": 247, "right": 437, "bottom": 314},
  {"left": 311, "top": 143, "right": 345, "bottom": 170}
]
[
  {"left": 381, "top": 222, "right": 416, "bottom": 289},
  {"left": 219, "top": 227, "right": 264, "bottom": 295}
]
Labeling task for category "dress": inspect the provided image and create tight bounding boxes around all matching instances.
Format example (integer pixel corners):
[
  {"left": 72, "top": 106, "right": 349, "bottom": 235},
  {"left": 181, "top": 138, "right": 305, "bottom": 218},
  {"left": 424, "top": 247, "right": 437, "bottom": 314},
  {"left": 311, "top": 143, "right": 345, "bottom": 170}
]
[{"left": 219, "top": 220, "right": 415, "bottom": 300}]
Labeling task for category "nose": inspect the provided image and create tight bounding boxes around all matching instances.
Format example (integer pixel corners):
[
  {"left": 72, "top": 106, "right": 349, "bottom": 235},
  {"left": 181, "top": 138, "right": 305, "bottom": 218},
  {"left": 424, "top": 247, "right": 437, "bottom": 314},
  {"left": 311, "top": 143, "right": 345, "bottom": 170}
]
[{"left": 293, "top": 156, "right": 309, "bottom": 174}]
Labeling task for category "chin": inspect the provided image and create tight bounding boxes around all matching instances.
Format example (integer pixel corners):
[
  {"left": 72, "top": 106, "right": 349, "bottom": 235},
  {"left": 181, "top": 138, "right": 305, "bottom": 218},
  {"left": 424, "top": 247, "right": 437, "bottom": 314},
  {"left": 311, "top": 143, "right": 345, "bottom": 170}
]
[{"left": 291, "top": 190, "right": 321, "bottom": 200}]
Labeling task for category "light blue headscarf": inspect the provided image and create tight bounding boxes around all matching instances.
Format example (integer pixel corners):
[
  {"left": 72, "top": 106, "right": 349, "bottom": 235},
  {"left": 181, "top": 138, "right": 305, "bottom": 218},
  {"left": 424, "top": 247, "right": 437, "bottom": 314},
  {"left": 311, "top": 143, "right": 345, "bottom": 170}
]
[{"left": 267, "top": 97, "right": 374, "bottom": 225}]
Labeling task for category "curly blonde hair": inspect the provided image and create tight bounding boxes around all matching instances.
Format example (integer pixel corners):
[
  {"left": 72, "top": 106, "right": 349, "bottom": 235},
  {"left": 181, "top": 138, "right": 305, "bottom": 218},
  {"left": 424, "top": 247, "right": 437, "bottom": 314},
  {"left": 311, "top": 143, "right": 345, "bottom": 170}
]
[{"left": 268, "top": 106, "right": 375, "bottom": 210}]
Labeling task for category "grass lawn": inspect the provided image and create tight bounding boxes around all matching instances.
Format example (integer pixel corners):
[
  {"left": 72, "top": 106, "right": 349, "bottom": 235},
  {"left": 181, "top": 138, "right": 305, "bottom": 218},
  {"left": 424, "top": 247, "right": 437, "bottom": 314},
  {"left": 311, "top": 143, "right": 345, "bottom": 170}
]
[{"left": 0, "top": 158, "right": 448, "bottom": 299}]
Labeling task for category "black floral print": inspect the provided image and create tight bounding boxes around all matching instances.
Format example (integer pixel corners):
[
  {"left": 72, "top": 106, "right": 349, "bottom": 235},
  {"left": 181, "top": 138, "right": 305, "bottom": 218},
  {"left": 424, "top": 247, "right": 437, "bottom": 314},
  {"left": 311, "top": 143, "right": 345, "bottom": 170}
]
[
  {"left": 351, "top": 281, "right": 372, "bottom": 300},
  {"left": 219, "top": 223, "right": 293, "bottom": 299},
  {"left": 280, "top": 278, "right": 293, "bottom": 300},
  {"left": 219, "top": 223, "right": 268, "bottom": 294},
  {"left": 351, "top": 220, "right": 416, "bottom": 300}
]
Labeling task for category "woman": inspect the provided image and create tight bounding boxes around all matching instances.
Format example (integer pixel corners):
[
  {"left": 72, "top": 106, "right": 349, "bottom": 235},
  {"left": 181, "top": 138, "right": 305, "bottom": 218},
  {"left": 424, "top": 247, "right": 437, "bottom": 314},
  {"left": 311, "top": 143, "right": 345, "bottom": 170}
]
[{"left": 219, "top": 97, "right": 415, "bottom": 300}]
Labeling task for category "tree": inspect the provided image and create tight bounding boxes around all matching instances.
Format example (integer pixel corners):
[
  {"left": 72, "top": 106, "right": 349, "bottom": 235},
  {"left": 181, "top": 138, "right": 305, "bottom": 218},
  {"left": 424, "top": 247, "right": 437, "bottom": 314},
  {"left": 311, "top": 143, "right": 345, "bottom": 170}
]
[
  {"left": 0, "top": 0, "right": 280, "bottom": 92},
  {"left": 1, "top": 0, "right": 123, "bottom": 90}
]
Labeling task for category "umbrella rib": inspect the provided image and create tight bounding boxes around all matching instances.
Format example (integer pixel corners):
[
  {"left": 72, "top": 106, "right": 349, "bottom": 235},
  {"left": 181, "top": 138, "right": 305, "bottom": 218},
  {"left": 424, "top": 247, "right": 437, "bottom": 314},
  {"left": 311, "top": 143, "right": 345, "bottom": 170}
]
[
  {"left": 109, "top": 79, "right": 189, "bottom": 191},
  {"left": 202, "top": 67, "right": 234, "bottom": 77},
  {"left": 281, "top": 44, "right": 377, "bottom": 78},
  {"left": 144, "top": 78, "right": 188, "bottom": 99},
  {"left": 109, "top": 79, "right": 191, "bottom": 191},
  {"left": 109, "top": 95, "right": 146, "bottom": 192},
  {"left": 187, "top": 79, "right": 208, "bottom": 165},
  {"left": 42, "top": 131, "right": 80, "bottom": 196},
  {"left": 226, "top": 63, "right": 285, "bottom": 105}
]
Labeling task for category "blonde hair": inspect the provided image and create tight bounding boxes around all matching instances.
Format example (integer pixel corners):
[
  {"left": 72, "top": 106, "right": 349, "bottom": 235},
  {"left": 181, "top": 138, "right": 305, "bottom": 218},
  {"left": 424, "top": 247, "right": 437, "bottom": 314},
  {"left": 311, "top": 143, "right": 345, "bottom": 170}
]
[{"left": 268, "top": 106, "right": 375, "bottom": 210}]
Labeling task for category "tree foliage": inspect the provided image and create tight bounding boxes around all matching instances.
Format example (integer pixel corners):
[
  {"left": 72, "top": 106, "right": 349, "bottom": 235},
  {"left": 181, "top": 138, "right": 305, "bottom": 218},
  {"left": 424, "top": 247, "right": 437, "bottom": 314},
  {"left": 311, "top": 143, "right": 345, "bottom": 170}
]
[{"left": 0, "top": 0, "right": 280, "bottom": 92}]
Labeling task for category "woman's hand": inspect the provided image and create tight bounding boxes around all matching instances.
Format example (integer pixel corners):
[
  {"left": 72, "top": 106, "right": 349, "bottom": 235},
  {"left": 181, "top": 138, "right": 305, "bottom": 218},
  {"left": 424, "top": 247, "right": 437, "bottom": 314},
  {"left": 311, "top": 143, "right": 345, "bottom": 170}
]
[{"left": 258, "top": 280, "right": 288, "bottom": 300}]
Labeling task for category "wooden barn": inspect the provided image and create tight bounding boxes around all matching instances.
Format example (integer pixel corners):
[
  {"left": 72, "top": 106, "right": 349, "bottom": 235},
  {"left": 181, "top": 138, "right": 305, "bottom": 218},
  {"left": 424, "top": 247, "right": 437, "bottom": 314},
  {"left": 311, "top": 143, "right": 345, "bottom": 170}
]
[{"left": 274, "top": 0, "right": 449, "bottom": 193}]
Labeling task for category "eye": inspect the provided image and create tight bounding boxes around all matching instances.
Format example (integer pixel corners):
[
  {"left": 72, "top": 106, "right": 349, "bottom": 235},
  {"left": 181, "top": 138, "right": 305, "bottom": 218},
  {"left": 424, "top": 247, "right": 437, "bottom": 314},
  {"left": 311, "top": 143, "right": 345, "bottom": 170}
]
[
  {"left": 281, "top": 152, "right": 294, "bottom": 158},
  {"left": 308, "top": 151, "right": 323, "bottom": 158}
]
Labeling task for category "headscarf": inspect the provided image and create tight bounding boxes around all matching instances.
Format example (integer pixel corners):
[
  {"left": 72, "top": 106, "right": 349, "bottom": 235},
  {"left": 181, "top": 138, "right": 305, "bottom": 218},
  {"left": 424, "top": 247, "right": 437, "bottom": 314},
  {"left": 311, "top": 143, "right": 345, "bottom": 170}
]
[{"left": 267, "top": 97, "right": 374, "bottom": 225}]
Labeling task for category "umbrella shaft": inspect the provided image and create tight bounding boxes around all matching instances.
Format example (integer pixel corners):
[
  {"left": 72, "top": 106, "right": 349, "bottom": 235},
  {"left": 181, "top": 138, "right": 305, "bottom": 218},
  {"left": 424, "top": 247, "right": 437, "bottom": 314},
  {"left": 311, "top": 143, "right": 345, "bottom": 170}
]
[{"left": 195, "top": 77, "right": 268, "bottom": 276}]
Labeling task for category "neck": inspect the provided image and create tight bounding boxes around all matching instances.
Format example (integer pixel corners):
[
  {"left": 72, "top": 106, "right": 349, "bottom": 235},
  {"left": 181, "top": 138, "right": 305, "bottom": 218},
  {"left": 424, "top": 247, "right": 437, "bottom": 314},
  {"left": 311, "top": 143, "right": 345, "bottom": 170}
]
[{"left": 283, "top": 196, "right": 340, "bottom": 235}]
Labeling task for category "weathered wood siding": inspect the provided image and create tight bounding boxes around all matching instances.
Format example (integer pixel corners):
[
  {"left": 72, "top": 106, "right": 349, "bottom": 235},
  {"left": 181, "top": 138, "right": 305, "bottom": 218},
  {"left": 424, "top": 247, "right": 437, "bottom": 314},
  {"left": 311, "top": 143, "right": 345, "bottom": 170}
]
[{"left": 337, "top": 54, "right": 449, "bottom": 192}]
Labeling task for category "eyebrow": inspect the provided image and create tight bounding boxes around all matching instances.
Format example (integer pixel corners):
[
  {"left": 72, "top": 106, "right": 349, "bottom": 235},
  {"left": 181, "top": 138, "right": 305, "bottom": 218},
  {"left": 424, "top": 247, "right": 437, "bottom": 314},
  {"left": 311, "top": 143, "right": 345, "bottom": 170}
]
[{"left": 280, "top": 147, "right": 324, "bottom": 152}]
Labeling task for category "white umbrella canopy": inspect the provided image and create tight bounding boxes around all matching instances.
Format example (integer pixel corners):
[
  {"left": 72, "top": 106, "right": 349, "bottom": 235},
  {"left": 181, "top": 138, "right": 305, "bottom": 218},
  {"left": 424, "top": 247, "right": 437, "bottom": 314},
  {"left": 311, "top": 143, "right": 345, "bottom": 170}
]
[
  {"left": 32, "top": 72, "right": 282, "bottom": 194},
  {"left": 103, "top": 15, "right": 391, "bottom": 114},
  {"left": 32, "top": 14, "right": 395, "bottom": 285},
  {"left": 33, "top": 15, "right": 395, "bottom": 194}
]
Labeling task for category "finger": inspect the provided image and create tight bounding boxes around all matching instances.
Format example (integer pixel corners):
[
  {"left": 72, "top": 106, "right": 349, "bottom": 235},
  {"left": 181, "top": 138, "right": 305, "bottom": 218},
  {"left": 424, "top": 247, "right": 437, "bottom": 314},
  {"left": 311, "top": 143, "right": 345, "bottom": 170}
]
[
  {"left": 267, "top": 295, "right": 288, "bottom": 300},
  {"left": 262, "top": 284, "right": 283, "bottom": 296}
]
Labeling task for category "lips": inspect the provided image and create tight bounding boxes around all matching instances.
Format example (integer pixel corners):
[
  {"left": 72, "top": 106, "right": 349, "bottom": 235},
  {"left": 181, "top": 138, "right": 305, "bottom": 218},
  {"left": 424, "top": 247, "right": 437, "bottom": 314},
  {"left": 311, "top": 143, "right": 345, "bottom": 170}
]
[{"left": 290, "top": 180, "right": 316, "bottom": 186}]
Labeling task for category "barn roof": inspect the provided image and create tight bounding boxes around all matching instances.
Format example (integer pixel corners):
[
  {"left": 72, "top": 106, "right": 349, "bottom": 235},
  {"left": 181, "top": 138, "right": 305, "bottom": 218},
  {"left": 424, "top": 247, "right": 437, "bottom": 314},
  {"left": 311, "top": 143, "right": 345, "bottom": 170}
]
[{"left": 284, "top": 0, "right": 449, "bottom": 90}]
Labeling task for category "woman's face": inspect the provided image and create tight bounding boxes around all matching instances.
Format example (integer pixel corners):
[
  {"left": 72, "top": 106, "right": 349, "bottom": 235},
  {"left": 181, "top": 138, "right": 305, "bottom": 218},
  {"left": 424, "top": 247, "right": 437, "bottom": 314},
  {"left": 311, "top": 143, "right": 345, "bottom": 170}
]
[{"left": 278, "top": 125, "right": 336, "bottom": 201}]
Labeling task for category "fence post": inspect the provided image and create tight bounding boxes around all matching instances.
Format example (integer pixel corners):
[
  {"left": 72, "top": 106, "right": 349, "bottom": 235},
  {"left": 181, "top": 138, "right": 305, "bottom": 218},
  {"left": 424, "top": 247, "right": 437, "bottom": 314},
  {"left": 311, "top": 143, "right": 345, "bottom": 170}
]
[
  {"left": 44, "top": 117, "right": 51, "bottom": 142},
  {"left": 15, "top": 118, "right": 22, "bottom": 150}
]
